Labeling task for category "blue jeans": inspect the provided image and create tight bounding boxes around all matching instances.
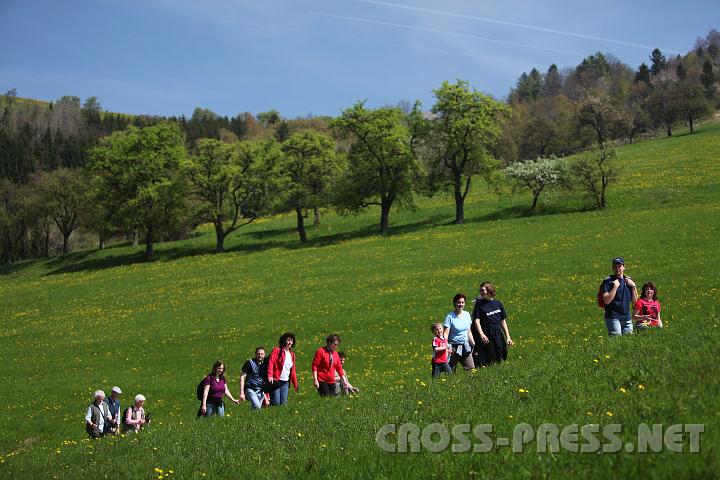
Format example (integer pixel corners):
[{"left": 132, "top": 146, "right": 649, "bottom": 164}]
[
  {"left": 606, "top": 317, "right": 633, "bottom": 336},
  {"left": 245, "top": 388, "right": 264, "bottom": 410},
  {"left": 269, "top": 380, "right": 289, "bottom": 406},
  {"left": 204, "top": 400, "right": 225, "bottom": 417}
]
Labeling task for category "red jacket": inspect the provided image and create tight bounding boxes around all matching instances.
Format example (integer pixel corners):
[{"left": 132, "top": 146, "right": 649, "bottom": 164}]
[
  {"left": 267, "top": 346, "right": 298, "bottom": 391},
  {"left": 311, "top": 347, "right": 345, "bottom": 384}
]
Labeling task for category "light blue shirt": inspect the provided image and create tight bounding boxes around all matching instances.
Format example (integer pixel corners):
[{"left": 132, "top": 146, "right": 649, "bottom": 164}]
[{"left": 443, "top": 310, "right": 472, "bottom": 344}]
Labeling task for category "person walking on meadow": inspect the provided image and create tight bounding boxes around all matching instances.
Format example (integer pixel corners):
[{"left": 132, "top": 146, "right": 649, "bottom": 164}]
[
  {"left": 312, "top": 333, "right": 350, "bottom": 396},
  {"left": 472, "top": 281, "right": 514, "bottom": 366},
  {"left": 122, "top": 394, "right": 149, "bottom": 433},
  {"left": 443, "top": 293, "right": 475, "bottom": 371},
  {"left": 430, "top": 322, "right": 452, "bottom": 378},
  {"left": 104, "top": 386, "right": 122, "bottom": 435},
  {"left": 85, "top": 390, "right": 112, "bottom": 438},
  {"left": 199, "top": 360, "right": 241, "bottom": 417},
  {"left": 601, "top": 257, "right": 638, "bottom": 336},
  {"left": 633, "top": 281, "right": 664, "bottom": 329},
  {"left": 239, "top": 347, "right": 269, "bottom": 410},
  {"left": 267, "top": 332, "right": 298, "bottom": 406}
]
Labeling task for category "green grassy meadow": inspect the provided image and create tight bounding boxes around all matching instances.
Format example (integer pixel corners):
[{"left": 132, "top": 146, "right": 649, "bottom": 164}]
[{"left": 1, "top": 122, "right": 719, "bottom": 479}]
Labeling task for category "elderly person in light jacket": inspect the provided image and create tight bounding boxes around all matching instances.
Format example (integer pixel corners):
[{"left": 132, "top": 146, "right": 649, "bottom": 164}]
[{"left": 85, "top": 390, "right": 112, "bottom": 438}]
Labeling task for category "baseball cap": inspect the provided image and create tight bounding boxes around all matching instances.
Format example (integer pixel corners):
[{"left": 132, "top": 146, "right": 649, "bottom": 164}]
[
  {"left": 111, "top": 386, "right": 122, "bottom": 394},
  {"left": 612, "top": 257, "right": 624, "bottom": 265}
]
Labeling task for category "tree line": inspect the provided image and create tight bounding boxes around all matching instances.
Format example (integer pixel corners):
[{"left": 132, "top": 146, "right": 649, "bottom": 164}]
[{"left": 1, "top": 30, "right": 718, "bottom": 263}]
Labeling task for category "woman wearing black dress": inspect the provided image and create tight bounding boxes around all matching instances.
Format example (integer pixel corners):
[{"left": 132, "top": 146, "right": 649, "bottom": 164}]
[{"left": 472, "top": 281, "right": 514, "bottom": 366}]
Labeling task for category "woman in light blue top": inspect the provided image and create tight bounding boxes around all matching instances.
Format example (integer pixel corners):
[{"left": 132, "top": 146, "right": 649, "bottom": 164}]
[{"left": 443, "top": 293, "right": 475, "bottom": 371}]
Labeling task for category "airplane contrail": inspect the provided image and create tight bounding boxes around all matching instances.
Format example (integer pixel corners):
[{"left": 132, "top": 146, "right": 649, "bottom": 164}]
[
  {"left": 311, "top": 12, "right": 583, "bottom": 56},
  {"left": 346, "top": 0, "right": 677, "bottom": 53}
]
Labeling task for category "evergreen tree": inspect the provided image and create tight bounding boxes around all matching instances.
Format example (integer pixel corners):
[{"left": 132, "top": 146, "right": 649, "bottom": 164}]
[{"left": 650, "top": 49, "right": 667, "bottom": 76}]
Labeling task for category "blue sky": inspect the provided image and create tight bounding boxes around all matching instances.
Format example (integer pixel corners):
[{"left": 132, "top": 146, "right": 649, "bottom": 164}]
[{"left": 1, "top": 0, "right": 717, "bottom": 118}]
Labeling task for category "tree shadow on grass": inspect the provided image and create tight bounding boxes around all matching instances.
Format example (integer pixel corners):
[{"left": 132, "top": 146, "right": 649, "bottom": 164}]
[
  {"left": 39, "top": 204, "right": 593, "bottom": 276},
  {"left": 467, "top": 203, "right": 596, "bottom": 223}
]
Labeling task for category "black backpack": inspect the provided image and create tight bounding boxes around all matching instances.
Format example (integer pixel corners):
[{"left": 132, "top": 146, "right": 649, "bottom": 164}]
[{"left": 196, "top": 376, "right": 207, "bottom": 400}]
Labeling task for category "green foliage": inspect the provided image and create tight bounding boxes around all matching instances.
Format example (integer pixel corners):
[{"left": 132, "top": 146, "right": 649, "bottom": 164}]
[
  {"left": 275, "top": 131, "right": 342, "bottom": 242},
  {"left": 0, "top": 179, "right": 35, "bottom": 263},
  {"left": 425, "top": 80, "right": 508, "bottom": 224},
  {"left": 331, "top": 101, "right": 419, "bottom": 234},
  {"left": 645, "top": 76, "right": 682, "bottom": 136},
  {"left": 505, "top": 156, "right": 569, "bottom": 210},
  {"left": 32, "top": 168, "right": 89, "bottom": 254},
  {"left": 88, "top": 123, "right": 189, "bottom": 259},
  {"left": 650, "top": 49, "right": 667, "bottom": 76},
  {"left": 183, "top": 138, "right": 274, "bottom": 252},
  {"left": 570, "top": 142, "right": 619, "bottom": 209}
]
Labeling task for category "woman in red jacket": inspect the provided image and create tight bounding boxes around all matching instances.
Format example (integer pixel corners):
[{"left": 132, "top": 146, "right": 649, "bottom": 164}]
[
  {"left": 266, "top": 332, "right": 298, "bottom": 406},
  {"left": 312, "top": 333, "right": 350, "bottom": 396}
]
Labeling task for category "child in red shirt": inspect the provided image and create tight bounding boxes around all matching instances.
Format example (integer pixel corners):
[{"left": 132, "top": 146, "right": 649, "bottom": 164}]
[
  {"left": 431, "top": 323, "right": 452, "bottom": 378},
  {"left": 633, "top": 281, "right": 663, "bottom": 328}
]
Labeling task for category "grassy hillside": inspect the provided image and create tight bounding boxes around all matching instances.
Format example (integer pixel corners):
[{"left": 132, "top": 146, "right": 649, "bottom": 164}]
[{"left": 0, "top": 122, "right": 719, "bottom": 479}]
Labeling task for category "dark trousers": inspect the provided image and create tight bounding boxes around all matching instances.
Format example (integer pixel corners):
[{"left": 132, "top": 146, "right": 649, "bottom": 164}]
[
  {"left": 431, "top": 362, "right": 453, "bottom": 378},
  {"left": 318, "top": 381, "right": 338, "bottom": 396}
]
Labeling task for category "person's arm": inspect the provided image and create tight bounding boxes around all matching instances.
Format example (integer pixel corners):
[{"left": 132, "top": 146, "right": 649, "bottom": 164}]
[
  {"left": 501, "top": 319, "right": 513, "bottom": 346},
  {"left": 290, "top": 353, "right": 298, "bottom": 391},
  {"left": 603, "top": 279, "right": 619, "bottom": 305},
  {"left": 632, "top": 301, "right": 648, "bottom": 322},
  {"left": 467, "top": 328, "right": 475, "bottom": 348},
  {"left": 201, "top": 383, "right": 210, "bottom": 415},
  {"left": 311, "top": 349, "right": 321, "bottom": 389},
  {"left": 473, "top": 319, "right": 489, "bottom": 344},
  {"left": 267, "top": 348, "right": 277, "bottom": 383},
  {"left": 85, "top": 405, "right": 94, "bottom": 427},
  {"left": 224, "top": 384, "right": 240, "bottom": 404},
  {"left": 432, "top": 338, "right": 449, "bottom": 352},
  {"left": 627, "top": 279, "right": 639, "bottom": 304},
  {"left": 125, "top": 407, "right": 140, "bottom": 428},
  {"left": 239, "top": 372, "right": 247, "bottom": 401}
]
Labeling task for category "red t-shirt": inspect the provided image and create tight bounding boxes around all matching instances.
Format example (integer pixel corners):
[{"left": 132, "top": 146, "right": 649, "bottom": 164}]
[
  {"left": 635, "top": 298, "right": 661, "bottom": 320},
  {"left": 312, "top": 347, "right": 345, "bottom": 384},
  {"left": 432, "top": 336, "right": 449, "bottom": 364}
]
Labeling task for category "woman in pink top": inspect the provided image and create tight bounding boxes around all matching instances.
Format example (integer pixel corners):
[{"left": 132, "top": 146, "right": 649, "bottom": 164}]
[
  {"left": 122, "top": 394, "right": 147, "bottom": 433},
  {"left": 633, "top": 281, "right": 663, "bottom": 328}
]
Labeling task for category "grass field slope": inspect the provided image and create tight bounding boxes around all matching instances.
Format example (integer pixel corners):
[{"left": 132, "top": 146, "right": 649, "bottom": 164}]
[{"left": 1, "top": 122, "right": 719, "bottom": 479}]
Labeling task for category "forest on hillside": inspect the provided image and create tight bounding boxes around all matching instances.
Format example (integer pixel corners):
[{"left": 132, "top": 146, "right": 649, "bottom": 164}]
[{"left": 1, "top": 29, "right": 718, "bottom": 263}]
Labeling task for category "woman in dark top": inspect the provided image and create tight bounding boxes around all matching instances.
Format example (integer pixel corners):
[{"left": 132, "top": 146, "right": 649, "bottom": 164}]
[
  {"left": 199, "top": 360, "right": 240, "bottom": 417},
  {"left": 472, "top": 281, "right": 514, "bottom": 367}
]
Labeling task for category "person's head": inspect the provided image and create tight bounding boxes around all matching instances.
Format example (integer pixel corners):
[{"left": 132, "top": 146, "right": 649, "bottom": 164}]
[
  {"left": 479, "top": 281, "right": 496, "bottom": 299},
  {"left": 110, "top": 386, "right": 122, "bottom": 399},
  {"left": 452, "top": 293, "right": 466, "bottom": 310},
  {"left": 279, "top": 332, "right": 296, "bottom": 350},
  {"left": 211, "top": 360, "right": 226, "bottom": 379},
  {"left": 326, "top": 333, "right": 341, "bottom": 351},
  {"left": 430, "top": 322, "right": 444, "bottom": 337},
  {"left": 93, "top": 390, "right": 105, "bottom": 404},
  {"left": 612, "top": 257, "right": 625, "bottom": 277},
  {"left": 338, "top": 351, "right": 346, "bottom": 365},
  {"left": 134, "top": 394, "right": 145, "bottom": 408},
  {"left": 641, "top": 282, "right": 658, "bottom": 300},
  {"left": 254, "top": 346, "right": 266, "bottom": 362}
]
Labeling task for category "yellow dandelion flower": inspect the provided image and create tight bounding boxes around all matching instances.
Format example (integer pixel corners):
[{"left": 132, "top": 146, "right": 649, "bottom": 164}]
[
  {"left": 606, "top": 411, "right": 613, "bottom": 417},
  {"left": 619, "top": 387, "right": 627, "bottom": 394},
  {"left": 638, "top": 384, "right": 645, "bottom": 390}
]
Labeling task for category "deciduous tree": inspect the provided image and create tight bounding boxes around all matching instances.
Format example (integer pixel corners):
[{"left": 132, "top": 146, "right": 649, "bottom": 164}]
[
  {"left": 183, "top": 138, "right": 273, "bottom": 252},
  {"left": 89, "top": 123, "right": 189, "bottom": 260},
  {"left": 276, "top": 131, "right": 341, "bottom": 242},
  {"left": 424, "top": 80, "right": 508, "bottom": 224},
  {"left": 331, "top": 102, "right": 418, "bottom": 235}
]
